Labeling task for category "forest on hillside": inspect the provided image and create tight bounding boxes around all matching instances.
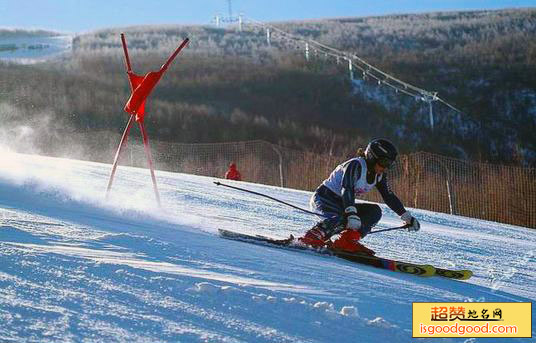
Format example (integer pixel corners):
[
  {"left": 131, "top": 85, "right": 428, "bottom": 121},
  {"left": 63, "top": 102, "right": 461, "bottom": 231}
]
[{"left": 1, "top": 8, "right": 535, "bottom": 166}]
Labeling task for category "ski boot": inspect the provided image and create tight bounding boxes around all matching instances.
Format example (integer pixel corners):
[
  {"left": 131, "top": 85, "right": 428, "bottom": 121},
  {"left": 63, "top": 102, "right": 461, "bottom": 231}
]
[
  {"left": 331, "top": 229, "right": 375, "bottom": 255},
  {"left": 298, "top": 225, "right": 327, "bottom": 248}
]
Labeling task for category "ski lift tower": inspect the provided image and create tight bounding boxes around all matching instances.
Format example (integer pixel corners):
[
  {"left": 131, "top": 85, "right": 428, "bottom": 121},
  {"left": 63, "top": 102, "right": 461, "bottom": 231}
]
[
  {"left": 213, "top": 0, "right": 243, "bottom": 31},
  {"left": 422, "top": 91, "right": 439, "bottom": 130}
]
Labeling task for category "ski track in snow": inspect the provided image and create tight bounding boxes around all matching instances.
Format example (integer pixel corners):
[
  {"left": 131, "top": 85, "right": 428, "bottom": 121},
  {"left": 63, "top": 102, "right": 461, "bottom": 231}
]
[{"left": 0, "top": 151, "right": 534, "bottom": 343}]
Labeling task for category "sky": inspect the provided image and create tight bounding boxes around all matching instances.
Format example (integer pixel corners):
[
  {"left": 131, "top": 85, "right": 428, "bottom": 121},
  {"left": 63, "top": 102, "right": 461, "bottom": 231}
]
[{"left": 1, "top": 0, "right": 535, "bottom": 33}]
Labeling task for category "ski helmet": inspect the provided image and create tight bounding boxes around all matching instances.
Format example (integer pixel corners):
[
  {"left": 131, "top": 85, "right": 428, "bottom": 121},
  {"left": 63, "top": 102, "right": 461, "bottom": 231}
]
[{"left": 364, "top": 138, "right": 398, "bottom": 169}]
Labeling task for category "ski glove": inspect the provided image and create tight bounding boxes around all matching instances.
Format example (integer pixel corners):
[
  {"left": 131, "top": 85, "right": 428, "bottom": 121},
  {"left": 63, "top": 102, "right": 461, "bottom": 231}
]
[
  {"left": 344, "top": 206, "right": 362, "bottom": 230},
  {"left": 401, "top": 211, "right": 420, "bottom": 232}
]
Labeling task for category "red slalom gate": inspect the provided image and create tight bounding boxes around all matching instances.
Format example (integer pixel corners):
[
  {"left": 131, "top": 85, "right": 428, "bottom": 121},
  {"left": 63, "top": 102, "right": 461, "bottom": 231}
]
[{"left": 106, "top": 33, "right": 189, "bottom": 206}]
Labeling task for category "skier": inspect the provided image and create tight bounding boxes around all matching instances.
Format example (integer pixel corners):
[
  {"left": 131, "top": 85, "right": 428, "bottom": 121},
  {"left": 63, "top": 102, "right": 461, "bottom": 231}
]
[
  {"left": 298, "top": 138, "right": 420, "bottom": 255},
  {"left": 225, "top": 162, "right": 242, "bottom": 181}
]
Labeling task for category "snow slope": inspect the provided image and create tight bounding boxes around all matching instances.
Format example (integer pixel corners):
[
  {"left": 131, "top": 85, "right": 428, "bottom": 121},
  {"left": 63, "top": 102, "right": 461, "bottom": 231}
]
[{"left": 0, "top": 150, "right": 534, "bottom": 343}]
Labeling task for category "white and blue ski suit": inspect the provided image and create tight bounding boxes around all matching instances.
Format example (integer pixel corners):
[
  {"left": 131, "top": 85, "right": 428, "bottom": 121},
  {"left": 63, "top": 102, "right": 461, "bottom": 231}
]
[{"left": 311, "top": 157, "right": 407, "bottom": 238}]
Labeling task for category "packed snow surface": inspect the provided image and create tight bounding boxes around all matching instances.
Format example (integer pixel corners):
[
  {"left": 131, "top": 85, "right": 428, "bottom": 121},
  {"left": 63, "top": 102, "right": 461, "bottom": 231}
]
[{"left": 0, "top": 151, "right": 534, "bottom": 342}]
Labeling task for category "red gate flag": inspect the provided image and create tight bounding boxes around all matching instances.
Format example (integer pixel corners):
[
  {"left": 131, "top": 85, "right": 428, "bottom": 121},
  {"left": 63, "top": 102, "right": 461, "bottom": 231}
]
[
  {"left": 106, "top": 34, "right": 189, "bottom": 206},
  {"left": 125, "top": 70, "right": 161, "bottom": 121},
  {"left": 122, "top": 36, "right": 189, "bottom": 122}
]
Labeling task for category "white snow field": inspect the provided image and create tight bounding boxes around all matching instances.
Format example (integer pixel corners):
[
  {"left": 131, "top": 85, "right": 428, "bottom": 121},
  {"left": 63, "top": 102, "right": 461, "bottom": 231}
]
[{"left": 0, "top": 150, "right": 534, "bottom": 343}]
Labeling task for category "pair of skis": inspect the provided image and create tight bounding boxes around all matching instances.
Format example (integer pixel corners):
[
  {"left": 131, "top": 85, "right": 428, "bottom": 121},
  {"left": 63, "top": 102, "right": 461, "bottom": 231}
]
[{"left": 219, "top": 229, "right": 473, "bottom": 280}]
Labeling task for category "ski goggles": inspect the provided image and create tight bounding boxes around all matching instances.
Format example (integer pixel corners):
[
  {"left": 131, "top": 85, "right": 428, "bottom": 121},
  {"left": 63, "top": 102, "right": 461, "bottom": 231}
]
[{"left": 376, "top": 157, "right": 395, "bottom": 169}]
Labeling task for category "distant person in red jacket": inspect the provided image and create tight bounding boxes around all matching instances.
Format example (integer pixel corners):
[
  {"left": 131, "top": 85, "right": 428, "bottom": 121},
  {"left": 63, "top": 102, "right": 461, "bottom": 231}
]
[{"left": 225, "top": 162, "right": 242, "bottom": 181}]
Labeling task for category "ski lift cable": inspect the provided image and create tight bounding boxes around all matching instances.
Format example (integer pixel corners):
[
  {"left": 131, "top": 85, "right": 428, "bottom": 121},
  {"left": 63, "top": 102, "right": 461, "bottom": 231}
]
[
  {"left": 247, "top": 17, "right": 431, "bottom": 95},
  {"left": 437, "top": 97, "right": 464, "bottom": 114},
  {"left": 292, "top": 33, "right": 430, "bottom": 96},
  {"left": 244, "top": 17, "right": 463, "bottom": 113},
  {"left": 350, "top": 61, "right": 421, "bottom": 98}
]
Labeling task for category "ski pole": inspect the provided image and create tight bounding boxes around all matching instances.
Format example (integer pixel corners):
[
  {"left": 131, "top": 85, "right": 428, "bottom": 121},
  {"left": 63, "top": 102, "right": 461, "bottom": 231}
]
[
  {"left": 214, "top": 181, "right": 329, "bottom": 218},
  {"left": 368, "top": 224, "right": 411, "bottom": 234},
  {"left": 214, "top": 182, "right": 412, "bottom": 234}
]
